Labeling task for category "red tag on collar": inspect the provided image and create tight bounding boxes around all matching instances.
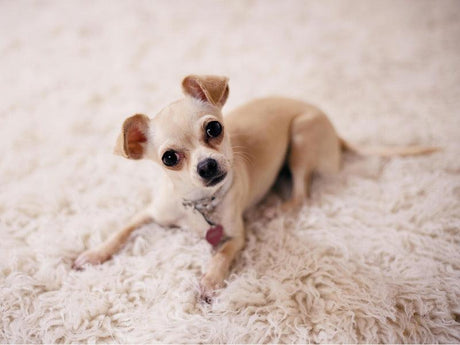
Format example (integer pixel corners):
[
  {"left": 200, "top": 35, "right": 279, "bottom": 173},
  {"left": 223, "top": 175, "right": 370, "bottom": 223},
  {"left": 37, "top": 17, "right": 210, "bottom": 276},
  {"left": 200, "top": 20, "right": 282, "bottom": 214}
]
[{"left": 206, "top": 224, "right": 223, "bottom": 247}]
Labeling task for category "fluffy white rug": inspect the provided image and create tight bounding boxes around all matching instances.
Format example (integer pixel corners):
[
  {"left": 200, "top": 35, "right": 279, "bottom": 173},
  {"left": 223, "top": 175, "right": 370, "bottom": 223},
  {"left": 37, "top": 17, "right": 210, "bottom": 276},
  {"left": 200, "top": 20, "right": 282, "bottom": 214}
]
[{"left": 1, "top": 0, "right": 459, "bottom": 343}]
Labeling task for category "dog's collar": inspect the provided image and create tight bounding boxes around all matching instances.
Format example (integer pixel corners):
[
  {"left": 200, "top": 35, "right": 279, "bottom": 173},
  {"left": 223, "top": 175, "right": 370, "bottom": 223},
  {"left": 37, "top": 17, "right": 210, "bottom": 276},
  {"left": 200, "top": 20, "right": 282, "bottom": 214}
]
[{"left": 182, "top": 175, "right": 232, "bottom": 226}]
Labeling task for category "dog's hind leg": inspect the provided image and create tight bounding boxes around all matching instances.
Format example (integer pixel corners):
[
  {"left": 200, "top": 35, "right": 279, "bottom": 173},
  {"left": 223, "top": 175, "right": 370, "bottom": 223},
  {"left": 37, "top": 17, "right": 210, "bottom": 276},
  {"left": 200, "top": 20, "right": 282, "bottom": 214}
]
[{"left": 282, "top": 111, "right": 341, "bottom": 212}]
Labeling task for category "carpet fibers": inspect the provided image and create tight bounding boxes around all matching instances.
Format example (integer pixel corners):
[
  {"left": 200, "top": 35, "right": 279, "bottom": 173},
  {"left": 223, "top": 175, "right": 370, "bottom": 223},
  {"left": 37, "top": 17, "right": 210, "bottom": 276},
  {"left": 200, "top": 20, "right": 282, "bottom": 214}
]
[{"left": 1, "top": 0, "right": 460, "bottom": 343}]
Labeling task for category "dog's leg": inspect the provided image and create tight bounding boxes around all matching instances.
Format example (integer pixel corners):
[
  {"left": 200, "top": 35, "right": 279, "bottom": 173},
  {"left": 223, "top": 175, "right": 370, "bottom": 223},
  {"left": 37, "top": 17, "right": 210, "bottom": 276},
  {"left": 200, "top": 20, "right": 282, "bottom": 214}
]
[
  {"left": 281, "top": 148, "right": 313, "bottom": 212},
  {"left": 282, "top": 112, "right": 341, "bottom": 212},
  {"left": 200, "top": 216, "right": 245, "bottom": 302},
  {"left": 73, "top": 212, "right": 153, "bottom": 269},
  {"left": 281, "top": 115, "right": 316, "bottom": 212}
]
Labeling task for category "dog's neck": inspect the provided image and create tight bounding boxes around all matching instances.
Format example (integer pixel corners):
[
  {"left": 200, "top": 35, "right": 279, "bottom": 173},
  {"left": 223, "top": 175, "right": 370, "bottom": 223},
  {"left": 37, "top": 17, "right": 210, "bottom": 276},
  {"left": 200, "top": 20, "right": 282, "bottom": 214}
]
[{"left": 182, "top": 174, "right": 233, "bottom": 226}]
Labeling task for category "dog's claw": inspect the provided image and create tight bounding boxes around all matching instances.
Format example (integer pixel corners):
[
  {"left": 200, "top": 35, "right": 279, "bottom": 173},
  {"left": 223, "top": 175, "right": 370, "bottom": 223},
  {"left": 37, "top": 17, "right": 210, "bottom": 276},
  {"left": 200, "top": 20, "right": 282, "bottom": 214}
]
[
  {"left": 199, "top": 284, "right": 216, "bottom": 304},
  {"left": 201, "top": 293, "right": 213, "bottom": 304},
  {"left": 199, "top": 272, "right": 224, "bottom": 304}
]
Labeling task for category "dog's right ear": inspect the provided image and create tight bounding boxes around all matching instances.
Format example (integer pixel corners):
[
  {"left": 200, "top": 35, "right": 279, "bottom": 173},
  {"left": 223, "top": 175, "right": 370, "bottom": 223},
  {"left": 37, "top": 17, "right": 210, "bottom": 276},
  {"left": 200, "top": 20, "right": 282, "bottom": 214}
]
[
  {"left": 182, "top": 74, "right": 229, "bottom": 108},
  {"left": 114, "top": 114, "right": 150, "bottom": 160}
]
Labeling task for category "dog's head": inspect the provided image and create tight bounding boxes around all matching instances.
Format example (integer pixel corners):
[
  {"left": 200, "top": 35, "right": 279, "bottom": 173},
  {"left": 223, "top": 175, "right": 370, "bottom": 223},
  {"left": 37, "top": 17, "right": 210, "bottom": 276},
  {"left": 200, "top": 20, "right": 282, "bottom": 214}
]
[{"left": 114, "top": 75, "right": 233, "bottom": 197}]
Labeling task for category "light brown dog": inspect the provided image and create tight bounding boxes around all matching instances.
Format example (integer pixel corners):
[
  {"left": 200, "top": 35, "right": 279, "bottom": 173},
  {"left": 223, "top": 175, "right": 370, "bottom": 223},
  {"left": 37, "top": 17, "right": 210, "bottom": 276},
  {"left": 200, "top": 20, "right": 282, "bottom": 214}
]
[{"left": 73, "top": 75, "right": 436, "bottom": 301}]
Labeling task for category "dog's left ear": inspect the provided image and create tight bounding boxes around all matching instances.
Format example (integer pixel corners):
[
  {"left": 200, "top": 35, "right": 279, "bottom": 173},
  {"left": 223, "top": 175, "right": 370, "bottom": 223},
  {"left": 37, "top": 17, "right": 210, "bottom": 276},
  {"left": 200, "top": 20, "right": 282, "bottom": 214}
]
[
  {"left": 114, "top": 114, "right": 150, "bottom": 160},
  {"left": 182, "top": 74, "right": 229, "bottom": 108}
]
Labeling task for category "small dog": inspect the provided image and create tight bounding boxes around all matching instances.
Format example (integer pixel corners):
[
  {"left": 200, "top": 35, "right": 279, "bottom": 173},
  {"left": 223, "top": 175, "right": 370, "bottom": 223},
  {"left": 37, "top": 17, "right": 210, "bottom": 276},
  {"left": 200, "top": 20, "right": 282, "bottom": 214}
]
[{"left": 73, "top": 75, "right": 436, "bottom": 300}]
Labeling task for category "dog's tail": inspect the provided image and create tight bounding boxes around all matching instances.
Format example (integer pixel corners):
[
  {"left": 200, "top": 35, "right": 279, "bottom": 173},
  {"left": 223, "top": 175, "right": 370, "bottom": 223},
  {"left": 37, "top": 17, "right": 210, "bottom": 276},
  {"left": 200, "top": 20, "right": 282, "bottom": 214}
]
[{"left": 340, "top": 138, "right": 440, "bottom": 157}]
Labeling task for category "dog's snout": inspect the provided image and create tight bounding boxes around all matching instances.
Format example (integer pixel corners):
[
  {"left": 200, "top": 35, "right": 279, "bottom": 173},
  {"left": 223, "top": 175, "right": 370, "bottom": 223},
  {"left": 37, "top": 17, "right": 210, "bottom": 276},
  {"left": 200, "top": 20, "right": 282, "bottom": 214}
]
[{"left": 197, "top": 158, "right": 219, "bottom": 179}]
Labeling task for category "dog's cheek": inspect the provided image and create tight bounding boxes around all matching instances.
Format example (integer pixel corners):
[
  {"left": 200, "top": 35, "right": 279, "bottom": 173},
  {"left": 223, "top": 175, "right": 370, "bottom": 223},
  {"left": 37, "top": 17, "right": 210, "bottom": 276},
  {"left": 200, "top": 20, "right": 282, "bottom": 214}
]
[{"left": 222, "top": 144, "right": 234, "bottom": 167}]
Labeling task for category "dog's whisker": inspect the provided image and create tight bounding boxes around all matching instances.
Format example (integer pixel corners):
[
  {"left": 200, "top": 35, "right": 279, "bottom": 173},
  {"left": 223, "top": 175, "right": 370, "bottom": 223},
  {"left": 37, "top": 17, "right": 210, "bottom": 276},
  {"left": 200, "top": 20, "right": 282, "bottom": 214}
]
[{"left": 233, "top": 150, "right": 254, "bottom": 167}]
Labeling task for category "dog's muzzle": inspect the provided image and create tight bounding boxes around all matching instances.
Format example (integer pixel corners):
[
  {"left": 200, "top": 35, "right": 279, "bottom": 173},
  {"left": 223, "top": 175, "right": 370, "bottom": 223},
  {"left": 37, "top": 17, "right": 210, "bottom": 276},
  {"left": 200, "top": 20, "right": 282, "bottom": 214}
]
[{"left": 197, "top": 158, "right": 227, "bottom": 186}]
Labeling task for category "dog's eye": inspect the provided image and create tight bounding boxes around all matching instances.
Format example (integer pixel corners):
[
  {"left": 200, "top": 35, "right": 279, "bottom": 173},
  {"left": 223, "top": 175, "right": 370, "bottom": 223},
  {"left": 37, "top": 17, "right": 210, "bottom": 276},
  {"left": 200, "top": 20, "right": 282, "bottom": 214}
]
[
  {"left": 162, "top": 150, "right": 179, "bottom": 167},
  {"left": 206, "top": 121, "right": 222, "bottom": 138}
]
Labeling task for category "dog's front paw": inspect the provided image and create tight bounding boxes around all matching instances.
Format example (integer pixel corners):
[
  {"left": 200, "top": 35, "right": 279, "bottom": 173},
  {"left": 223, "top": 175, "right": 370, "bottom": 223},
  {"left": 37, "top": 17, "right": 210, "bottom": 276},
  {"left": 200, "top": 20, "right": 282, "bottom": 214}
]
[
  {"left": 72, "top": 248, "right": 110, "bottom": 270},
  {"left": 199, "top": 272, "right": 224, "bottom": 303}
]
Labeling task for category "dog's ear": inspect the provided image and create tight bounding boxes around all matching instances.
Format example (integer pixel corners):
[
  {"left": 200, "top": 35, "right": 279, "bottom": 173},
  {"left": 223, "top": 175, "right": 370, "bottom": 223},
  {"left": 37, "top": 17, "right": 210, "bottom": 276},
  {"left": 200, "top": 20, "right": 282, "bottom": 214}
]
[
  {"left": 182, "top": 75, "right": 229, "bottom": 108},
  {"left": 114, "top": 114, "right": 150, "bottom": 160}
]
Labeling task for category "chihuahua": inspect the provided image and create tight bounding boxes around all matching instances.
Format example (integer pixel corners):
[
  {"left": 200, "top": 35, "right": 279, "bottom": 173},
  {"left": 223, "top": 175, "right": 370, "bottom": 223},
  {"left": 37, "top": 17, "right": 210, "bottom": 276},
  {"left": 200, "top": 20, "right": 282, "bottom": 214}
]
[{"left": 73, "top": 75, "right": 436, "bottom": 300}]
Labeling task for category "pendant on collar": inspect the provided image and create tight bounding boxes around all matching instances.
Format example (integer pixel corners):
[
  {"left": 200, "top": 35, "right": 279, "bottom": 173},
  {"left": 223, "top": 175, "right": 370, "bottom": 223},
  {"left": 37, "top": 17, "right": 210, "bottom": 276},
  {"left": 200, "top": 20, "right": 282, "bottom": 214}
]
[{"left": 206, "top": 224, "right": 224, "bottom": 247}]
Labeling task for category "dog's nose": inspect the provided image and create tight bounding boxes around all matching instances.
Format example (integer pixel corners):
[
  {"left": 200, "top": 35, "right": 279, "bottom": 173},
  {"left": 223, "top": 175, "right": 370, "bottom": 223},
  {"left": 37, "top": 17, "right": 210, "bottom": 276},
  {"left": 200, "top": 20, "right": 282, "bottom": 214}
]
[{"left": 197, "top": 158, "right": 219, "bottom": 179}]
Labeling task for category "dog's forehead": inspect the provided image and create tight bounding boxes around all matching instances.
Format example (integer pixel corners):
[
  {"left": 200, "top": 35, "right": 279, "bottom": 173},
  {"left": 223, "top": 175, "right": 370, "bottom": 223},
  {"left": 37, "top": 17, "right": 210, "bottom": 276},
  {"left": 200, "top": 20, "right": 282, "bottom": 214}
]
[
  {"left": 153, "top": 98, "right": 217, "bottom": 145},
  {"left": 159, "top": 98, "right": 210, "bottom": 122}
]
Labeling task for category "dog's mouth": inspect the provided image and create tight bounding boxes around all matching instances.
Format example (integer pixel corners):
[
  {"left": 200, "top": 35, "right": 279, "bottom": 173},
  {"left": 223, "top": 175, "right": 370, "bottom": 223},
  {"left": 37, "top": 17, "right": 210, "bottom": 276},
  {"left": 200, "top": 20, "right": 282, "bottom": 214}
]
[{"left": 205, "top": 172, "right": 227, "bottom": 187}]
